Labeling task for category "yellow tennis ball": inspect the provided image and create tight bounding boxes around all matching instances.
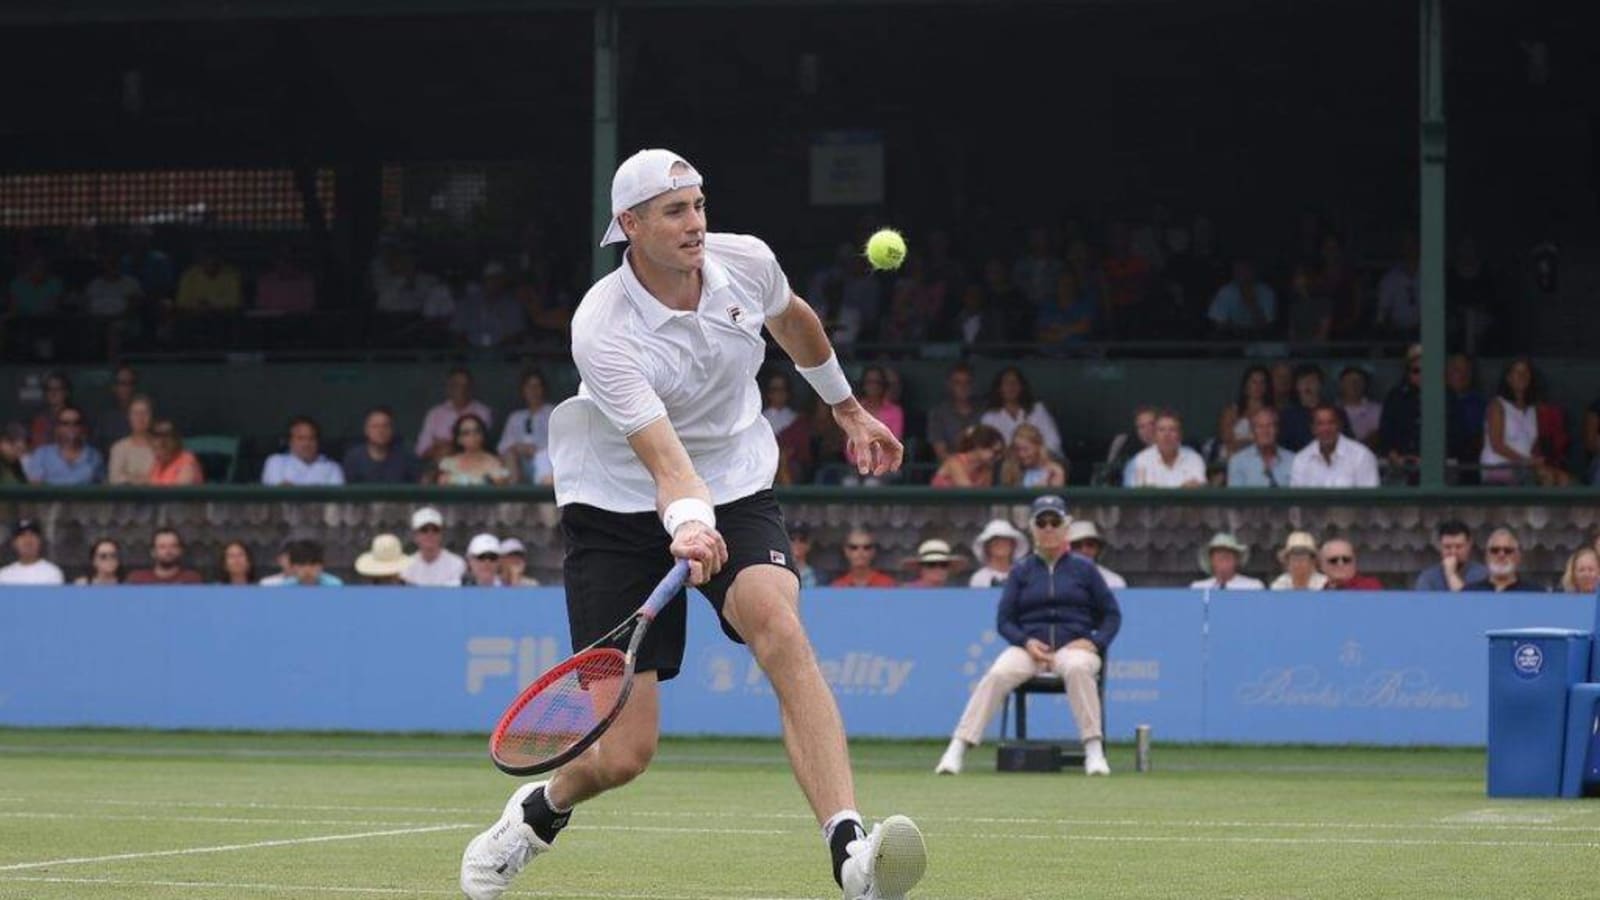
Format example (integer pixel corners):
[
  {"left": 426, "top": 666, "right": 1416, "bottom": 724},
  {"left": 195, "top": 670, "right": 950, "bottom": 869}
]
[{"left": 865, "top": 229, "right": 907, "bottom": 271}]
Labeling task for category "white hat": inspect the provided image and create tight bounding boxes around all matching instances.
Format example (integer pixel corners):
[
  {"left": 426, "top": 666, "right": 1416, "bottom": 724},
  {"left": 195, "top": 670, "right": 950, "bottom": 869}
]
[
  {"left": 1199, "top": 532, "right": 1251, "bottom": 574},
  {"left": 1065, "top": 520, "right": 1106, "bottom": 546},
  {"left": 1277, "top": 530, "right": 1319, "bottom": 564},
  {"left": 355, "top": 533, "right": 410, "bottom": 578},
  {"left": 499, "top": 537, "right": 527, "bottom": 556},
  {"left": 467, "top": 533, "right": 501, "bottom": 558},
  {"left": 410, "top": 506, "right": 444, "bottom": 531},
  {"left": 599, "top": 149, "right": 703, "bottom": 247},
  {"left": 970, "top": 519, "right": 1029, "bottom": 563},
  {"left": 902, "top": 539, "right": 969, "bottom": 572}
]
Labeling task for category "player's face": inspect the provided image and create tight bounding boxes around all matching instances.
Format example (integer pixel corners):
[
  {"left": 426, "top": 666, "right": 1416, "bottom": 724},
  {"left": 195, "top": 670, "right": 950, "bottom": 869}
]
[{"left": 628, "top": 187, "right": 706, "bottom": 274}]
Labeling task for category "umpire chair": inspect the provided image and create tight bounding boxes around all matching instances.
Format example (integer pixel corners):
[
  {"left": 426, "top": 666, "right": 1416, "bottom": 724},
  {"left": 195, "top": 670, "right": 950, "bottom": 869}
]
[{"left": 995, "top": 659, "right": 1108, "bottom": 773}]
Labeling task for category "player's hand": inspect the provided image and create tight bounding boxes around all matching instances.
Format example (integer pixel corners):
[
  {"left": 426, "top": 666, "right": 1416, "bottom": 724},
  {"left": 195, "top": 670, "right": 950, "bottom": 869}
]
[
  {"left": 1024, "top": 638, "right": 1053, "bottom": 665},
  {"left": 833, "top": 398, "right": 904, "bottom": 477},
  {"left": 671, "top": 521, "right": 728, "bottom": 586}
]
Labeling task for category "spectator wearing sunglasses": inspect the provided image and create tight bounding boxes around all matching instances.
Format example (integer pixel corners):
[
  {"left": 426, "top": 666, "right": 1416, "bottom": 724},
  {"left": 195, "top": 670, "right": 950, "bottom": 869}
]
[
  {"left": 464, "top": 533, "right": 503, "bottom": 586},
  {"left": 829, "top": 527, "right": 896, "bottom": 588},
  {"left": 1318, "top": 538, "right": 1382, "bottom": 590},
  {"left": 22, "top": 404, "right": 104, "bottom": 485},
  {"left": 436, "top": 413, "right": 511, "bottom": 486},
  {"left": 902, "top": 539, "right": 967, "bottom": 588},
  {"left": 400, "top": 506, "right": 466, "bottom": 587},
  {"left": 1465, "top": 528, "right": 1544, "bottom": 592}
]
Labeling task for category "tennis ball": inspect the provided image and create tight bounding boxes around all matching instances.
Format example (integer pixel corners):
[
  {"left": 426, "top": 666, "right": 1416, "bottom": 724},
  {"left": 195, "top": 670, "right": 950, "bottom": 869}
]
[{"left": 865, "top": 229, "right": 907, "bottom": 271}]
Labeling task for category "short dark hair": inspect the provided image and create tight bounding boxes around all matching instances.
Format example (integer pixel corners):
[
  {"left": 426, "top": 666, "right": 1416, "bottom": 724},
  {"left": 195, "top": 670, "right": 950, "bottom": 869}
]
[
  {"left": 287, "top": 415, "right": 321, "bottom": 439},
  {"left": 287, "top": 539, "right": 324, "bottom": 566},
  {"left": 365, "top": 405, "right": 395, "bottom": 422},
  {"left": 152, "top": 527, "right": 183, "bottom": 547},
  {"left": 1437, "top": 519, "right": 1471, "bottom": 540}
]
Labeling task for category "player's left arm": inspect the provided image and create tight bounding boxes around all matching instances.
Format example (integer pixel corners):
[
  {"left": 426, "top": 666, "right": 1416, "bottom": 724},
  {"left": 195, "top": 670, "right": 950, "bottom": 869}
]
[{"left": 766, "top": 293, "right": 903, "bottom": 477}]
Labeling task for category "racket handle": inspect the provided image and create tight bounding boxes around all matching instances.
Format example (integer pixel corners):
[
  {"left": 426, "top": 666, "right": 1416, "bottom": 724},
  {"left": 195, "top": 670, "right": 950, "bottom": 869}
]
[{"left": 640, "top": 560, "right": 691, "bottom": 619}]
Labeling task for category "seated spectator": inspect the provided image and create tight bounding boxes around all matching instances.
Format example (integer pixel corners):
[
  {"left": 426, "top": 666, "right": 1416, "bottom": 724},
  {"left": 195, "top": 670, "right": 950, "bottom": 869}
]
[
  {"left": 1560, "top": 548, "right": 1599, "bottom": 595},
  {"left": 1279, "top": 364, "right": 1331, "bottom": 451},
  {"left": 1482, "top": 357, "right": 1569, "bottom": 486},
  {"left": 402, "top": 507, "right": 466, "bottom": 586},
  {"left": 258, "top": 543, "right": 294, "bottom": 586},
  {"left": 980, "top": 367, "right": 1062, "bottom": 455},
  {"left": 498, "top": 538, "right": 540, "bottom": 587},
  {"left": 1127, "top": 411, "right": 1206, "bottom": 488},
  {"left": 23, "top": 404, "right": 105, "bottom": 485},
  {"left": 1227, "top": 408, "right": 1294, "bottom": 488},
  {"left": 950, "top": 282, "right": 1006, "bottom": 348},
  {"left": 1207, "top": 258, "right": 1277, "bottom": 335},
  {"left": 829, "top": 528, "right": 897, "bottom": 588},
  {"left": 8, "top": 254, "right": 63, "bottom": 318},
  {"left": 343, "top": 407, "right": 422, "bottom": 484},
  {"left": 761, "top": 371, "right": 811, "bottom": 486},
  {"left": 968, "top": 519, "right": 1029, "bottom": 588},
  {"left": 1283, "top": 264, "right": 1331, "bottom": 344},
  {"left": 372, "top": 242, "right": 454, "bottom": 317},
  {"left": 175, "top": 245, "right": 243, "bottom": 313},
  {"left": 1374, "top": 233, "right": 1420, "bottom": 335},
  {"left": 1446, "top": 353, "right": 1487, "bottom": 475},
  {"left": 1465, "top": 528, "right": 1544, "bottom": 592},
  {"left": 147, "top": 419, "right": 204, "bottom": 485},
  {"left": 261, "top": 416, "right": 345, "bottom": 486},
  {"left": 0, "top": 519, "right": 63, "bottom": 585},
  {"left": 121, "top": 227, "right": 176, "bottom": 302},
  {"left": 500, "top": 370, "right": 555, "bottom": 485},
  {"left": 935, "top": 495, "right": 1118, "bottom": 776},
  {"left": 74, "top": 538, "right": 124, "bottom": 585},
  {"left": 1414, "top": 520, "right": 1488, "bottom": 592},
  {"left": 85, "top": 251, "right": 143, "bottom": 320},
  {"left": 1270, "top": 532, "right": 1327, "bottom": 590},
  {"left": 790, "top": 524, "right": 819, "bottom": 589},
  {"left": 1270, "top": 362, "right": 1294, "bottom": 411},
  {"left": 902, "top": 539, "right": 967, "bottom": 588},
  {"left": 1190, "top": 532, "right": 1264, "bottom": 590},
  {"left": 451, "top": 262, "right": 526, "bottom": 348},
  {"left": 1337, "top": 366, "right": 1382, "bottom": 446},
  {"left": 95, "top": 364, "right": 141, "bottom": 445},
  {"left": 1217, "top": 365, "right": 1275, "bottom": 460},
  {"left": 216, "top": 540, "right": 255, "bottom": 586},
  {"left": 464, "top": 534, "right": 503, "bottom": 586},
  {"left": 437, "top": 414, "right": 511, "bottom": 486},
  {"left": 1066, "top": 519, "right": 1126, "bottom": 589},
  {"left": 1290, "top": 405, "right": 1380, "bottom": 488},
  {"left": 926, "top": 363, "right": 980, "bottom": 463},
  {"left": 1380, "top": 345, "right": 1422, "bottom": 475},
  {"left": 125, "top": 528, "right": 204, "bottom": 585},
  {"left": 108, "top": 395, "right": 155, "bottom": 485},
  {"left": 0, "top": 422, "right": 29, "bottom": 484},
  {"left": 1114, "top": 405, "right": 1158, "bottom": 486},
  {"left": 1036, "top": 270, "right": 1097, "bottom": 354},
  {"left": 416, "top": 367, "right": 493, "bottom": 462},
  {"left": 842, "top": 366, "right": 904, "bottom": 472},
  {"left": 253, "top": 246, "right": 316, "bottom": 314},
  {"left": 28, "top": 372, "right": 73, "bottom": 449},
  {"left": 356, "top": 533, "right": 410, "bottom": 585},
  {"left": 276, "top": 538, "right": 342, "bottom": 587},
  {"left": 931, "top": 424, "right": 1005, "bottom": 488},
  {"left": 1319, "top": 538, "right": 1382, "bottom": 590},
  {"left": 1000, "top": 423, "right": 1067, "bottom": 488}
]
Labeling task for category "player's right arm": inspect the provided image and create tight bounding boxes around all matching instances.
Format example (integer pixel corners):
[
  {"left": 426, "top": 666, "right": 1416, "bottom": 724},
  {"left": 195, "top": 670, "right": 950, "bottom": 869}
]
[{"left": 627, "top": 419, "right": 728, "bottom": 584}]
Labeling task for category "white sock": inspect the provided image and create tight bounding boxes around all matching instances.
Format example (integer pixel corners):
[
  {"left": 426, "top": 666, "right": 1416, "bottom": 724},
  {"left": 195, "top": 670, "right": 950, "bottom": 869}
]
[
  {"left": 1085, "top": 737, "right": 1105, "bottom": 760},
  {"left": 822, "top": 809, "right": 864, "bottom": 843}
]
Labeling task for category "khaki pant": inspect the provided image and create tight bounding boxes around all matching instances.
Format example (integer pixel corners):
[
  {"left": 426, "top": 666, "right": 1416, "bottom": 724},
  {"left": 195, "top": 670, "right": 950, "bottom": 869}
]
[{"left": 952, "top": 645, "right": 1102, "bottom": 745}]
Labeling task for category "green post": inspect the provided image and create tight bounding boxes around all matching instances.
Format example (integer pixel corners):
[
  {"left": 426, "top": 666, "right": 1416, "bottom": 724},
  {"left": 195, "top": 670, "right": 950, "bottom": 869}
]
[
  {"left": 1418, "top": 0, "right": 1447, "bottom": 488},
  {"left": 591, "top": 2, "right": 620, "bottom": 285}
]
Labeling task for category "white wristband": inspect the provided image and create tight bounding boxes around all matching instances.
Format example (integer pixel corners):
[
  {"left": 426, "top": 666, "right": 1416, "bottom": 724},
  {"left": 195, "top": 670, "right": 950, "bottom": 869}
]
[
  {"left": 796, "top": 352, "right": 853, "bottom": 406},
  {"left": 663, "top": 497, "right": 716, "bottom": 537}
]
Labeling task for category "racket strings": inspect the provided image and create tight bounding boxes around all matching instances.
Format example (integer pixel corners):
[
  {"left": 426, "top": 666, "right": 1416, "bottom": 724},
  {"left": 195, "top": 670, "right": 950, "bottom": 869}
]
[{"left": 495, "top": 651, "right": 629, "bottom": 768}]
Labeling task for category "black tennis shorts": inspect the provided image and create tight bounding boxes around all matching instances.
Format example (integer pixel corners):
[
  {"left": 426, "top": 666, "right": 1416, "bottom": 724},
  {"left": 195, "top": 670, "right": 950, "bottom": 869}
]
[{"left": 560, "top": 489, "right": 799, "bottom": 682}]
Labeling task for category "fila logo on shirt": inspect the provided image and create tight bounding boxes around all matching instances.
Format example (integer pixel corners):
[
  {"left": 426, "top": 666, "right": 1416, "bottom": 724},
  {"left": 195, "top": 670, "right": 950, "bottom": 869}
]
[{"left": 727, "top": 304, "right": 746, "bottom": 323}]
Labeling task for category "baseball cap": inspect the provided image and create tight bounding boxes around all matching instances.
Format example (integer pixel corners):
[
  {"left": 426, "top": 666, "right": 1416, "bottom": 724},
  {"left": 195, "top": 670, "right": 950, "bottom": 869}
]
[
  {"left": 410, "top": 507, "right": 444, "bottom": 531},
  {"left": 599, "top": 149, "right": 703, "bottom": 247},
  {"left": 1029, "top": 495, "right": 1069, "bottom": 523},
  {"left": 498, "top": 537, "right": 527, "bottom": 557},
  {"left": 467, "top": 533, "right": 501, "bottom": 558},
  {"left": 11, "top": 518, "right": 40, "bottom": 538}
]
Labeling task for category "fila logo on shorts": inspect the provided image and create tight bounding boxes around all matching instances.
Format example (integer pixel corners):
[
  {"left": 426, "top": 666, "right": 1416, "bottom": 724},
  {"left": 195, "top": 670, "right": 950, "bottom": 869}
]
[
  {"left": 770, "top": 549, "right": 787, "bottom": 565},
  {"left": 727, "top": 304, "right": 745, "bottom": 323}
]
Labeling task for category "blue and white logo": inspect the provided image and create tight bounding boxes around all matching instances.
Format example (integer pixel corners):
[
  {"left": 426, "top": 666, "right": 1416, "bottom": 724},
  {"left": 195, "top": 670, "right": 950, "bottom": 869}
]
[{"left": 1513, "top": 643, "right": 1545, "bottom": 679}]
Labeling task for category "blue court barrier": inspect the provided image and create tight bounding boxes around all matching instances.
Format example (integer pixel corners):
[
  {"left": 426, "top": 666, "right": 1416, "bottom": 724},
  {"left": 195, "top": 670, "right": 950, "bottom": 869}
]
[{"left": 0, "top": 587, "right": 1591, "bottom": 743}]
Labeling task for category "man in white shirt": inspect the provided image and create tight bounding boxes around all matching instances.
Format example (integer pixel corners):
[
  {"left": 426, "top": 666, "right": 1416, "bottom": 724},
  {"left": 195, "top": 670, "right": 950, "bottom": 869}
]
[
  {"left": 1189, "top": 532, "right": 1265, "bottom": 590},
  {"left": 461, "top": 149, "right": 925, "bottom": 900},
  {"left": 1126, "top": 411, "right": 1206, "bottom": 488},
  {"left": 261, "top": 416, "right": 345, "bottom": 486},
  {"left": 1066, "top": 519, "right": 1126, "bottom": 588},
  {"left": 1290, "top": 405, "right": 1381, "bottom": 488},
  {"left": 0, "top": 520, "right": 64, "bottom": 585},
  {"left": 415, "top": 367, "right": 493, "bottom": 462},
  {"left": 400, "top": 507, "right": 465, "bottom": 587}
]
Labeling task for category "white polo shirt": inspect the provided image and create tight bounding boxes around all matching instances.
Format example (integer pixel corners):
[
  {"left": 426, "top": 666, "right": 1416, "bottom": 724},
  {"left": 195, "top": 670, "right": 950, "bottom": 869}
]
[
  {"left": 402, "top": 549, "right": 466, "bottom": 587},
  {"left": 1126, "top": 445, "right": 1206, "bottom": 488},
  {"left": 552, "top": 232, "right": 791, "bottom": 513},
  {"left": 1290, "top": 435, "right": 1380, "bottom": 488}
]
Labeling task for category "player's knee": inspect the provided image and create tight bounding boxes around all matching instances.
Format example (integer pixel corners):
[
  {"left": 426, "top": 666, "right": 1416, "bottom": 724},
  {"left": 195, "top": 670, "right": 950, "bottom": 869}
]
[
  {"left": 744, "top": 605, "right": 809, "bottom": 665},
  {"left": 599, "top": 740, "right": 656, "bottom": 788}
]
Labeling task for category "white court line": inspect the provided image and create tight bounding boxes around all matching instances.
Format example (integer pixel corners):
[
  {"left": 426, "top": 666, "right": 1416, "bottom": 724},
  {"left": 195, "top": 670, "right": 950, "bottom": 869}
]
[
  {"left": 987, "top": 831, "right": 1600, "bottom": 849},
  {"left": 0, "top": 875, "right": 821, "bottom": 900},
  {"left": 0, "top": 812, "right": 447, "bottom": 828},
  {"left": 0, "top": 823, "right": 472, "bottom": 873}
]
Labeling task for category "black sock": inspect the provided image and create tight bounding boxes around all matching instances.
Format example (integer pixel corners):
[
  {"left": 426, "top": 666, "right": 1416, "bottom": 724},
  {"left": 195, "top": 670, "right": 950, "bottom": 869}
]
[
  {"left": 829, "top": 819, "right": 865, "bottom": 887},
  {"left": 521, "top": 786, "right": 571, "bottom": 845}
]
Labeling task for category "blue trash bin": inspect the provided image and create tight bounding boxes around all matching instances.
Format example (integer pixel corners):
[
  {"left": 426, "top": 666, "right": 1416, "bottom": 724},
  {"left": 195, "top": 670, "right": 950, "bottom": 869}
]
[{"left": 1486, "top": 628, "right": 1591, "bottom": 797}]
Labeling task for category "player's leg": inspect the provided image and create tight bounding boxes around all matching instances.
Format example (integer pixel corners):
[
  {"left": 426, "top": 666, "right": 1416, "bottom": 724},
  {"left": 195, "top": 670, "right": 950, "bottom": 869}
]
[
  {"left": 547, "top": 671, "right": 661, "bottom": 809},
  {"left": 937, "top": 645, "right": 1038, "bottom": 774},
  {"left": 1053, "top": 645, "right": 1108, "bottom": 775}
]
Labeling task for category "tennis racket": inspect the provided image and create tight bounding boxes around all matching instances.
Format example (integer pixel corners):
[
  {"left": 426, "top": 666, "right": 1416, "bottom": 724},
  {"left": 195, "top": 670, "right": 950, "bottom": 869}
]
[{"left": 489, "top": 559, "right": 690, "bottom": 776}]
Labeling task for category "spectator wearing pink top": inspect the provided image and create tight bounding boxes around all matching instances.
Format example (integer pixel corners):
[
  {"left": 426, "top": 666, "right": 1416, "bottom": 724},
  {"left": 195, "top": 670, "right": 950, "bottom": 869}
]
[
  {"left": 254, "top": 247, "right": 316, "bottom": 314},
  {"left": 415, "top": 367, "right": 493, "bottom": 462}
]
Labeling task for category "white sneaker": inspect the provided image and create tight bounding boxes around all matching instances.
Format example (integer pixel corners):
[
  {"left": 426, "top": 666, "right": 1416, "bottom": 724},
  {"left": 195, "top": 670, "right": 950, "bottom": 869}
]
[
  {"left": 934, "top": 740, "right": 964, "bottom": 775},
  {"left": 841, "top": 815, "right": 928, "bottom": 899},
  {"left": 1085, "top": 755, "right": 1111, "bottom": 776},
  {"left": 460, "top": 781, "right": 554, "bottom": 899}
]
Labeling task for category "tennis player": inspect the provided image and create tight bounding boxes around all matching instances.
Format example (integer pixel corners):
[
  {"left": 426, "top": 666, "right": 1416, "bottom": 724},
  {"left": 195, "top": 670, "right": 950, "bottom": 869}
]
[{"left": 460, "top": 149, "right": 927, "bottom": 900}]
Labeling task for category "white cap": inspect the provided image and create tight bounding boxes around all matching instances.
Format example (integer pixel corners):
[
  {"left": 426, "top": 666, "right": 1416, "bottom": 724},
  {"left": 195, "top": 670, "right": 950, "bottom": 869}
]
[
  {"left": 599, "top": 148, "right": 703, "bottom": 247},
  {"left": 410, "top": 507, "right": 444, "bottom": 531},
  {"left": 499, "top": 537, "right": 527, "bottom": 556},
  {"left": 467, "top": 533, "right": 501, "bottom": 558}
]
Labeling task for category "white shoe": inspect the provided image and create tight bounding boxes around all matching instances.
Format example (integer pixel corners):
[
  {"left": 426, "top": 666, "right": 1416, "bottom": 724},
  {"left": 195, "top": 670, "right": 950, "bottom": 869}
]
[
  {"left": 841, "top": 815, "right": 928, "bottom": 899},
  {"left": 460, "top": 781, "right": 554, "bottom": 899},
  {"left": 934, "top": 740, "right": 964, "bottom": 775},
  {"left": 1085, "top": 755, "right": 1111, "bottom": 776}
]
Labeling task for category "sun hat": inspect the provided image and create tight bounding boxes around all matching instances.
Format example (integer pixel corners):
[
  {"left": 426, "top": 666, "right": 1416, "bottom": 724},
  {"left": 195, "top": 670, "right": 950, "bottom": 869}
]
[
  {"left": 1198, "top": 532, "right": 1250, "bottom": 574},
  {"left": 970, "top": 519, "right": 1029, "bottom": 563},
  {"left": 1066, "top": 520, "right": 1106, "bottom": 546},
  {"left": 599, "top": 149, "right": 703, "bottom": 247},
  {"left": 355, "top": 533, "right": 410, "bottom": 577},
  {"left": 902, "top": 539, "right": 969, "bottom": 572},
  {"left": 1277, "top": 531, "right": 1319, "bottom": 564}
]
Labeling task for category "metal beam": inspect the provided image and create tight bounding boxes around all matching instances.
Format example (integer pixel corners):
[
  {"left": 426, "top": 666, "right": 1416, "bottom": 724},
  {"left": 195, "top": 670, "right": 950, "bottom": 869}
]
[
  {"left": 591, "top": 2, "right": 620, "bottom": 284},
  {"left": 1418, "top": 0, "right": 1447, "bottom": 487}
]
